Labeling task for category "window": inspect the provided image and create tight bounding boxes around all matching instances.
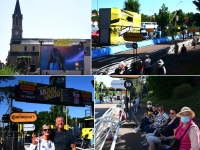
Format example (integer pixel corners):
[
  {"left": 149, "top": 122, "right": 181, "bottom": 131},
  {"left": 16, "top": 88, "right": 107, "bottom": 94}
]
[
  {"left": 16, "top": 17, "right": 18, "bottom": 25},
  {"left": 32, "top": 46, "right": 35, "bottom": 51},
  {"left": 24, "top": 46, "right": 27, "bottom": 51}
]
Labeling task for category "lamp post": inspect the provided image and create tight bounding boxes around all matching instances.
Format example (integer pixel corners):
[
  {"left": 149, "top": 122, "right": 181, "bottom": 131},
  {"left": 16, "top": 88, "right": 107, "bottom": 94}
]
[{"left": 175, "top": 1, "right": 183, "bottom": 27}]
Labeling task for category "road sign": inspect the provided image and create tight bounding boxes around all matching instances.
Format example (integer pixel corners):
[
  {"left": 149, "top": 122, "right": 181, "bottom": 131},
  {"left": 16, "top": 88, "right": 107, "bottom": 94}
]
[
  {"left": 12, "top": 107, "right": 23, "bottom": 112},
  {"left": 124, "top": 80, "right": 133, "bottom": 89},
  {"left": 188, "top": 28, "right": 198, "bottom": 32},
  {"left": 23, "top": 124, "right": 35, "bottom": 131},
  {"left": 10, "top": 112, "right": 37, "bottom": 123},
  {"left": 49, "top": 76, "right": 66, "bottom": 87},
  {"left": 132, "top": 43, "right": 138, "bottom": 49},
  {"left": 111, "top": 80, "right": 125, "bottom": 88},
  {"left": 123, "top": 33, "right": 143, "bottom": 42}
]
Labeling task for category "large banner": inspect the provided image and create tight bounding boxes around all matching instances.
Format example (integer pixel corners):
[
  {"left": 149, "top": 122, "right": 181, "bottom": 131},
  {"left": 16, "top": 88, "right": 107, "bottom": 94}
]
[
  {"left": 15, "top": 82, "right": 92, "bottom": 107},
  {"left": 40, "top": 45, "right": 84, "bottom": 71}
]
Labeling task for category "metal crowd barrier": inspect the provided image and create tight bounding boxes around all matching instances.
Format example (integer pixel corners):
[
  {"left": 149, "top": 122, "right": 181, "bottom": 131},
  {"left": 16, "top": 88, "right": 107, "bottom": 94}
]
[{"left": 95, "top": 101, "right": 125, "bottom": 150}]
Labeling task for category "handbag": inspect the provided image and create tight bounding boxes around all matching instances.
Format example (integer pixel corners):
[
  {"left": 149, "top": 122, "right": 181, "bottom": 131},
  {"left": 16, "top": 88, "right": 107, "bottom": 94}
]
[
  {"left": 170, "top": 124, "right": 192, "bottom": 150},
  {"left": 154, "top": 130, "right": 161, "bottom": 137}
]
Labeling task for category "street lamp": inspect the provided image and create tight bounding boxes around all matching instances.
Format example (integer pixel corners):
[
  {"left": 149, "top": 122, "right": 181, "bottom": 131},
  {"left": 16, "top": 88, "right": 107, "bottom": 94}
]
[{"left": 175, "top": 1, "right": 183, "bottom": 27}]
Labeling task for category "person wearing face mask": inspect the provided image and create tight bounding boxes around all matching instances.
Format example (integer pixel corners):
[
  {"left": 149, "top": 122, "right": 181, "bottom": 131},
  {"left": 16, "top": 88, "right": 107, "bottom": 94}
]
[
  {"left": 141, "top": 108, "right": 180, "bottom": 149},
  {"left": 174, "top": 107, "right": 200, "bottom": 150},
  {"left": 29, "top": 124, "right": 55, "bottom": 150}
]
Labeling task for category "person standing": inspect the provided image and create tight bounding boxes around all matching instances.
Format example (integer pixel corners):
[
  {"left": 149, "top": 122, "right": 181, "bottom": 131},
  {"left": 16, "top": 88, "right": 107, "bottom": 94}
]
[
  {"left": 181, "top": 44, "right": 187, "bottom": 61},
  {"left": 29, "top": 124, "right": 55, "bottom": 150},
  {"left": 192, "top": 38, "right": 196, "bottom": 49},
  {"left": 174, "top": 42, "right": 179, "bottom": 60},
  {"left": 31, "top": 118, "right": 76, "bottom": 150},
  {"left": 133, "top": 97, "right": 140, "bottom": 113},
  {"left": 144, "top": 55, "right": 152, "bottom": 75}
]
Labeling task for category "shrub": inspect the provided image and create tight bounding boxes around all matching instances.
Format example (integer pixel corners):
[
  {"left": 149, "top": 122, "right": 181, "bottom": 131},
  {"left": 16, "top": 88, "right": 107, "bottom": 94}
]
[
  {"left": 148, "top": 91, "right": 154, "bottom": 97},
  {"left": 172, "top": 83, "right": 193, "bottom": 99}
]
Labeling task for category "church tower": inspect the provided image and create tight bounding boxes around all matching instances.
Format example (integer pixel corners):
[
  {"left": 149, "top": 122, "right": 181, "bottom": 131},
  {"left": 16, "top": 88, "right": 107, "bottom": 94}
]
[{"left": 11, "top": 0, "right": 23, "bottom": 40}]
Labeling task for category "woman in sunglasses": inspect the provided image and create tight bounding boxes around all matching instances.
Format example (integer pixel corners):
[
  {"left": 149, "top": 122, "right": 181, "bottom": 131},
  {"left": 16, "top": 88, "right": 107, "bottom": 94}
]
[
  {"left": 142, "top": 108, "right": 180, "bottom": 149},
  {"left": 28, "top": 124, "right": 55, "bottom": 150}
]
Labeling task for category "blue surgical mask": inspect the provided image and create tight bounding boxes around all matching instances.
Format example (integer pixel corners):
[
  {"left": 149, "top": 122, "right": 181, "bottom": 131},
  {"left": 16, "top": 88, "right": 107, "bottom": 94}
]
[{"left": 181, "top": 116, "right": 190, "bottom": 123}]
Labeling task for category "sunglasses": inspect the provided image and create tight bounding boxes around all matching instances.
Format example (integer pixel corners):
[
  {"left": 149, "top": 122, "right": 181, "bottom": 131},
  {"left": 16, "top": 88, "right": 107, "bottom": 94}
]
[
  {"left": 158, "top": 109, "right": 162, "bottom": 111},
  {"left": 43, "top": 129, "right": 51, "bottom": 131},
  {"left": 180, "top": 114, "right": 191, "bottom": 117},
  {"left": 170, "top": 113, "right": 175, "bottom": 114}
]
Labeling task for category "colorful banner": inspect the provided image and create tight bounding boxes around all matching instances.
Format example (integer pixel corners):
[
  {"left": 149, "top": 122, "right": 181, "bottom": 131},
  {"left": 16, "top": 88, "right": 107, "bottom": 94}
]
[
  {"left": 54, "top": 39, "right": 73, "bottom": 46},
  {"left": 40, "top": 45, "right": 84, "bottom": 71}
]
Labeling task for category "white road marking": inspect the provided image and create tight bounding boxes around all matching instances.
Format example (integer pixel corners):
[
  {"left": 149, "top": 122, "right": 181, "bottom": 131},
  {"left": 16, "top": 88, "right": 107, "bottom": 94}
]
[
  {"left": 95, "top": 112, "right": 99, "bottom": 114},
  {"left": 93, "top": 57, "right": 106, "bottom": 61},
  {"left": 110, "top": 57, "right": 127, "bottom": 63},
  {"left": 98, "top": 57, "right": 116, "bottom": 62}
]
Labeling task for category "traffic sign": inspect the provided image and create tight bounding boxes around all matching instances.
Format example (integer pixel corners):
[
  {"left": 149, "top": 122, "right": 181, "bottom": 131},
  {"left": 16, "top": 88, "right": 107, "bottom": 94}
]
[
  {"left": 111, "top": 80, "right": 125, "bottom": 88},
  {"left": 123, "top": 33, "right": 142, "bottom": 42},
  {"left": 12, "top": 107, "right": 23, "bottom": 112},
  {"left": 23, "top": 124, "right": 35, "bottom": 131},
  {"left": 10, "top": 112, "right": 37, "bottom": 123},
  {"left": 124, "top": 80, "right": 133, "bottom": 89},
  {"left": 132, "top": 43, "right": 138, "bottom": 49}
]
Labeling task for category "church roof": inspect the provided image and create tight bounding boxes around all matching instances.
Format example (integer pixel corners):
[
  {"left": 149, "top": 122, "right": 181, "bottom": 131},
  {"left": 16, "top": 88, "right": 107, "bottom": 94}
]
[
  {"left": 13, "top": 0, "right": 22, "bottom": 17},
  {"left": 10, "top": 38, "right": 89, "bottom": 45}
]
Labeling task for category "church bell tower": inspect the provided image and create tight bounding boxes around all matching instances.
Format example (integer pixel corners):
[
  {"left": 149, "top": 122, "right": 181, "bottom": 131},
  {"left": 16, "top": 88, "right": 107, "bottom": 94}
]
[{"left": 11, "top": 0, "right": 23, "bottom": 40}]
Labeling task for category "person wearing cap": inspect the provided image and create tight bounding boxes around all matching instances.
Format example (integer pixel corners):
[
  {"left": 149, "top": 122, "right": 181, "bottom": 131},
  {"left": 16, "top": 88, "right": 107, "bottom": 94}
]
[
  {"left": 154, "top": 59, "right": 166, "bottom": 75},
  {"left": 135, "top": 101, "right": 153, "bottom": 131},
  {"left": 174, "top": 107, "right": 200, "bottom": 150},
  {"left": 144, "top": 55, "right": 152, "bottom": 75}
]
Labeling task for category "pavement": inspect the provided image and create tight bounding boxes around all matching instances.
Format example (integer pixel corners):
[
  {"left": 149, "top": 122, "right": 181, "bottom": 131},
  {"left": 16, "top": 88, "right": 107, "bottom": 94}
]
[
  {"left": 95, "top": 100, "right": 148, "bottom": 150},
  {"left": 92, "top": 38, "right": 200, "bottom": 75}
]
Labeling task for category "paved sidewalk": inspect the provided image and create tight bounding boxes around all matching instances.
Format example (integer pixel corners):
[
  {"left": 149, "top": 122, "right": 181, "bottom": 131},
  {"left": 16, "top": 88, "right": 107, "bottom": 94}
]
[{"left": 102, "top": 103, "right": 147, "bottom": 150}]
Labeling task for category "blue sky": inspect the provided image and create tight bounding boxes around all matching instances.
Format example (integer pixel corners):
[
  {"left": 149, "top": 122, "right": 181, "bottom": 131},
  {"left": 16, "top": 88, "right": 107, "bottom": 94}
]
[
  {"left": 92, "top": 0, "right": 199, "bottom": 15},
  {"left": 0, "top": 0, "right": 91, "bottom": 63},
  {"left": 0, "top": 76, "right": 94, "bottom": 126}
]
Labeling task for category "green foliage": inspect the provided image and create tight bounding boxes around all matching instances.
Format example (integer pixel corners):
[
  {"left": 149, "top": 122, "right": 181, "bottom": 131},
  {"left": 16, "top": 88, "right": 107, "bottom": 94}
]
[
  {"left": 148, "top": 91, "right": 154, "bottom": 97},
  {"left": 0, "top": 77, "right": 15, "bottom": 104},
  {"left": 172, "top": 83, "right": 193, "bottom": 99},
  {"left": 156, "top": 4, "right": 172, "bottom": 30},
  {"left": 123, "top": 0, "right": 141, "bottom": 13},
  {"left": 92, "top": 16, "right": 99, "bottom": 21},
  {"left": 147, "top": 76, "right": 192, "bottom": 99},
  {"left": 141, "top": 13, "right": 150, "bottom": 22},
  {"left": 193, "top": 0, "right": 200, "bottom": 12},
  {"left": 0, "top": 65, "right": 19, "bottom": 75}
]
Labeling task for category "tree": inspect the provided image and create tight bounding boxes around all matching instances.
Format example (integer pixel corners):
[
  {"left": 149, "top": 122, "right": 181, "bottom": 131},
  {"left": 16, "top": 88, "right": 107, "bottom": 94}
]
[
  {"left": 147, "top": 76, "right": 192, "bottom": 99},
  {"left": 156, "top": 4, "right": 172, "bottom": 31},
  {"left": 141, "top": 14, "right": 150, "bottom": 22},
  {"left": 0, "top": 77, "right": 15, "bottom": 104},
  {"left": 123, "top": 0, "right": 141, "bottom": 13},
  {"left": 193, "top": 0, "right": 200, "bottom": 11},
  {"left": 16, "top": 56, "right": 32, "bottom": 74}
]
